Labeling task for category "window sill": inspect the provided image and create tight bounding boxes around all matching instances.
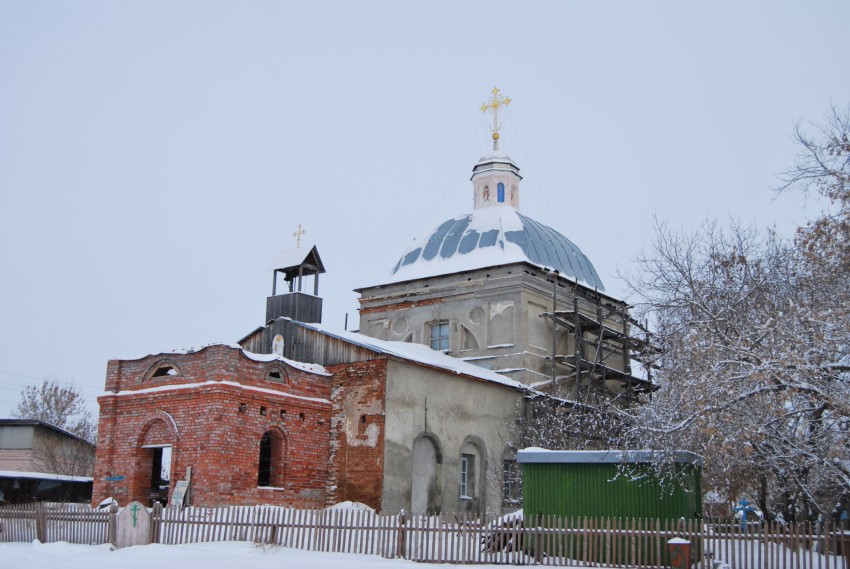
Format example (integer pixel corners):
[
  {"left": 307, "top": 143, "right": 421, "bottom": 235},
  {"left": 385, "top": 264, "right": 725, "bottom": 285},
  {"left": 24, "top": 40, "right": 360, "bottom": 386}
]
[
  {"left": 460, "top": 495, "right": 474, "bottom": 501},
  {"left": 257, "top": 486, "right": 285, "bottom": 491}
]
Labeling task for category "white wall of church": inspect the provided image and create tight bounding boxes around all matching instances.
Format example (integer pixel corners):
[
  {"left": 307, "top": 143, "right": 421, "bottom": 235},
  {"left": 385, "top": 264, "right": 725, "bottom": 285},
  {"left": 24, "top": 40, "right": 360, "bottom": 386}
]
[
  {"left": 360, "top": 267, "right": 568, "bottom": 386},
  {"left": 380, "top": 359, "right": 522, "bottom": 515}
]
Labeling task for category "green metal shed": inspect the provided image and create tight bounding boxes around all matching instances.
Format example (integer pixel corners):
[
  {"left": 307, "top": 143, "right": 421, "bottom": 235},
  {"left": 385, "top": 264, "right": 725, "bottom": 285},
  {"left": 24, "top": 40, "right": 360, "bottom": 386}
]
[
  {"left": 518, "top": 449, "right": 703, "bottom": 520},
  {"left": 517, "top": 449, "right": 703, "bottom": 565}
]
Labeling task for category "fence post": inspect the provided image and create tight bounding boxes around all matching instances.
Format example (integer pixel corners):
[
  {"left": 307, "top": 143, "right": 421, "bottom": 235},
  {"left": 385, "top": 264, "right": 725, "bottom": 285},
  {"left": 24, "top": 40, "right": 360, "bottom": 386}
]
[
  {"left": 534, "top": 514, "right": 543, "bottom": 563},
  {"left": 107, "top": 502, "right": 119, "bottom": 545},
  {"left": 34, "top": 502, "right": 47, "bottom": 542},
  {"left": 149, "top": 502, "right": 162, "bottom": 544},
  {"left": 396, "top": 510, "right": 407, "bottom": 559}
]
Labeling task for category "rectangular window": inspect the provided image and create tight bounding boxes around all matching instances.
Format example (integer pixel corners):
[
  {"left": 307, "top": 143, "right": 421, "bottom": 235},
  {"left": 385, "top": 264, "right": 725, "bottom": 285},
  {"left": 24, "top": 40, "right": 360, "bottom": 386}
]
[
  {"left": 502, "top": 459, "right": 521, "bottom": 505},
  {"left": 430, "top": 321, "right": 450, "bottom": 351},
  {"left": 460, "top": 453, "right": 474, "bottom": 499}
]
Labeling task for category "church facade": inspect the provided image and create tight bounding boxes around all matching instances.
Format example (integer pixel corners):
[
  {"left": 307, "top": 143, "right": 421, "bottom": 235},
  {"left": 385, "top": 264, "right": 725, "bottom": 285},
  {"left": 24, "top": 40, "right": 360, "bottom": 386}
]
[{"left": 92, "top": 89, "right": 652, "bottom": 514}]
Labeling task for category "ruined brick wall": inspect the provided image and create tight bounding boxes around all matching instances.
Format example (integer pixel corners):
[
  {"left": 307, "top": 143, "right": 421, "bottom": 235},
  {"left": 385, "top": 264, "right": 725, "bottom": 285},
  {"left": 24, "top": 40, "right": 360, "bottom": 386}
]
[
  {"left": 327, "top": 358, "right": 387, "bottom": 510},
  {"left": 93, "top": 344, "right": 332, "bottom": 508}
]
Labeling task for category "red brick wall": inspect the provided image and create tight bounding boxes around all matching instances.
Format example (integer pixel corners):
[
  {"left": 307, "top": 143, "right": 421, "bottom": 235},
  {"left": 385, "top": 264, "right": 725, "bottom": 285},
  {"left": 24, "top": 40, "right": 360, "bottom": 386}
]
[
  {"left": 93, "top": 344, "right": 332, "bottom": 508},
  {"left": 327, "top": 359, "right": 387, "bottom": 509}
]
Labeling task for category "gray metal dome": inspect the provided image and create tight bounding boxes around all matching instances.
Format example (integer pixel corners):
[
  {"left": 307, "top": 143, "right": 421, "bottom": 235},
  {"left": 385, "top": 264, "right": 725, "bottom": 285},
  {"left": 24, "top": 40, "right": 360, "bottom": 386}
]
[{"left": 388, "top": 206, "right": 605, "bottom": 290}]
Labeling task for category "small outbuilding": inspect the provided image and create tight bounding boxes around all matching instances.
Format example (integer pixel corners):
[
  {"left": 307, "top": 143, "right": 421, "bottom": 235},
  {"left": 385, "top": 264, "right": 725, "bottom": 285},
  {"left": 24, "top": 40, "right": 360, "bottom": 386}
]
[
  {"left": 517, "top": 449, "right": 703, "bottom": 565},
  {"left": 517, "top": 448, "right": 703, "bottom": 521},
  {"left": 0, "top": 419, "right": 95, "bottom": 504}
]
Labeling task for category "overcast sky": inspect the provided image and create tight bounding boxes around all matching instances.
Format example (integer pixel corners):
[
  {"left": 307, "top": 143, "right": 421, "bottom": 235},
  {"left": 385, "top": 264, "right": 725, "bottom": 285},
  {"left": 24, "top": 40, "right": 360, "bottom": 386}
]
[{"left": 1, "top": 1, "right": 848, "bottom": 419}]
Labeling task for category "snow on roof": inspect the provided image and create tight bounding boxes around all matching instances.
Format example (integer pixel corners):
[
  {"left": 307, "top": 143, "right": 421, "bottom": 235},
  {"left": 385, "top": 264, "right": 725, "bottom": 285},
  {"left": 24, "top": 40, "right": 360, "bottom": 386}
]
[
  {"left": 114, "top": 343, "right": 331, "bottom": 376},
  {"left": 268, "top": 243, "right": 320, "bottom": 271},
  {"left": 0, "top": 470, "right": 93, "bottom": 483},
  {"left": 239, "top": 348, "right": 331, "bottom": 376},
  {"left": 474, "top": 150, "right": 517, "bottom": 164},
  {"left": 101, "top": 380, "right": 331, "bottom": 405},
  {"left": 375, "top": 206, "right": 605, "bottom": 290},
  {"left": 517, "top": 448, "right": 703, "bottom": 466},
  {"left": 293, "top": 320, "right": 529, "bottom": 391},
  {"left": 0, "top": 419, "right": 95, "bottom": 447}
]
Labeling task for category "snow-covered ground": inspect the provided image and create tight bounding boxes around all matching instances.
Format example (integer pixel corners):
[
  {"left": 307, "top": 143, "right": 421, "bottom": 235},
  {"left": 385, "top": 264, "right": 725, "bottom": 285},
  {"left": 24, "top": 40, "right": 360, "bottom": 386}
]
[
  {"left": 0, "top": 540, "right": 586, "bottom": 569},
  {"left": 3, "top": 537, "right": 846, "bottom": 569}
]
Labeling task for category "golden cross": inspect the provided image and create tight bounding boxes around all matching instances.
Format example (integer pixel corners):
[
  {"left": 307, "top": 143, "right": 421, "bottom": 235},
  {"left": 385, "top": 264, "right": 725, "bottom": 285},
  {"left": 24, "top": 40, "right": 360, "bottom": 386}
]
[
  {"left": 480, "top": 86, "right": 511, "bottom": 144},
  {"left": 293, "top": 224, "right": 306, "bottom": 248}
]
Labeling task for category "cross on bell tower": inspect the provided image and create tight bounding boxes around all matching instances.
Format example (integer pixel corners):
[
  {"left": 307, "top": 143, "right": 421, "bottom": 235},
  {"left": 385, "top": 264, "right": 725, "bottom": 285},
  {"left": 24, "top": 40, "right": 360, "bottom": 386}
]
[{"left": 293, "top": 224, "right": 306, "bottom": 248}]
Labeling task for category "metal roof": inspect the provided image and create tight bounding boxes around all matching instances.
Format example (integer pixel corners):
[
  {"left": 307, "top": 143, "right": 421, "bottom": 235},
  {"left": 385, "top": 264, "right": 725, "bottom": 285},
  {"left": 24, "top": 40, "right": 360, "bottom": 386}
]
[
  {"left": 268, "top": 244, "right": 325, "bottom": 274},
  {"left": 517, "top": 449, "right": 703, "bottom": 466},
  {"left": 388, "top": 207, "right": 605, "bottom": 290},
  {"left": 0, "top": 419, "right": 95, "bottom": 447}
]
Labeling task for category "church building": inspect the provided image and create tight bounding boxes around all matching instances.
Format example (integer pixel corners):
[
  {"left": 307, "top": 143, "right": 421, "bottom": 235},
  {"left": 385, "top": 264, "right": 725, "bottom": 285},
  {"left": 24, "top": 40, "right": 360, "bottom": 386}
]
[
  {"left": 92, "top": 89, "right": 653, "bottom": 514},
  {"left": 358, "top": 88, "right": 653, "bottom": 404}
]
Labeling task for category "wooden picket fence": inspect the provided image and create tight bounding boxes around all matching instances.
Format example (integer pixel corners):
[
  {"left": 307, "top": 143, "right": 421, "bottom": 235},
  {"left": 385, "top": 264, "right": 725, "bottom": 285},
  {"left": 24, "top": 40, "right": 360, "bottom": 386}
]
[
  {"left": 0, "top": 502, "right": 108, "bottom": 544},
  {"left": 1, "top": 502, "right": 849, "bottom": 568}
]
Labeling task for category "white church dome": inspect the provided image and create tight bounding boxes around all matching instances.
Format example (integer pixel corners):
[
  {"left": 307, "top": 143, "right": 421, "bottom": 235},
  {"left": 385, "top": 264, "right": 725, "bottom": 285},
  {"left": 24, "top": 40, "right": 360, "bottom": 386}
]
[
  {"left": 388, "top": 206, "right": 606, "bottom": 291},
  {"left": 386, "top": 88, "right": 604, "bottom": 291}
]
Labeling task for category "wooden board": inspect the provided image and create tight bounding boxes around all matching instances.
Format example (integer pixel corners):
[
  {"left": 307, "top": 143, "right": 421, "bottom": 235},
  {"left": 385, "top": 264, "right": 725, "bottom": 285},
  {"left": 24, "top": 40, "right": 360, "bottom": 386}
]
[{"left": 171, "top": 480, "right": 190, "bottom": 508}]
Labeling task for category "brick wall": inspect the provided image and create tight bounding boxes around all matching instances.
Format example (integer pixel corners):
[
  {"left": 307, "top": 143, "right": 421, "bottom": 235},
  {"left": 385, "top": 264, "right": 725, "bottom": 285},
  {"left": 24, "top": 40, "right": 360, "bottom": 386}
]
[
  {"left": 92, "top": 344, "right": 332, "bottom": 508},
  {"left": 327, "top": 358, "right": 387, "bottom": 509}
]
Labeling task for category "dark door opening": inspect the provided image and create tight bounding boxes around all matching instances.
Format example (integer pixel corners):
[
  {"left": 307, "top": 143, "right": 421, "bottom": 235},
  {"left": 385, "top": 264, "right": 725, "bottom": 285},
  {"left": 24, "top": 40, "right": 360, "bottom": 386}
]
[
  {"left": 258, "top": 434, "right": 272, "bottom": 486},
  {"left": 148, "top": 446, "right": 171, "bottom": 505}
]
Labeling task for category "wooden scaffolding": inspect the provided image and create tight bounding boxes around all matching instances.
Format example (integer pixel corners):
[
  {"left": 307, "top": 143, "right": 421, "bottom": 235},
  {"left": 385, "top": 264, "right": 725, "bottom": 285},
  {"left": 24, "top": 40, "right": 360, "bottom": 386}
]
[{"left": 540, "top": 282, "right": 658, "bottom": 407}]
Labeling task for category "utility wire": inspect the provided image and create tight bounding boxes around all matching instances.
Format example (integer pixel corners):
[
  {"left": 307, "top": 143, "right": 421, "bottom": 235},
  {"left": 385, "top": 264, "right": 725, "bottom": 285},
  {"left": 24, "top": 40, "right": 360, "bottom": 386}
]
[
  {"left": 412, "top": 112, "right": 486, "bottom": 241},
  {"left": 0, "top": 369, "right": 102, "bottom": 390},
  {"left": 505, "top": 107, "right": 564, "bottom": 233},
  {"left": 0, "top": 369, "right": 46, "bottom": 381}
]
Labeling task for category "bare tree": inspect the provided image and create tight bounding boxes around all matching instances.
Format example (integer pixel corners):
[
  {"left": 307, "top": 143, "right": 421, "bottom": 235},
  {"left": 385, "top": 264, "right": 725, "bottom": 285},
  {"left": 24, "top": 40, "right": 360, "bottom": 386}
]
[
  {"left": 13, "top": 379, "right": 97, "bottom": 443},
  {"left": 505, "top": 105, "right": 849, "bottom": 522},
  {"left": 12, "top": 380, "right": 97, "bottom": 477},
  {"left": 34, "top": 424, "right": 96, "bottom": 477},
  {"left": 619, "top": 214, "right": 849, "bottom": 523},
  {"left": 773, "top": 103, "right": 850, "bottom": 522}
]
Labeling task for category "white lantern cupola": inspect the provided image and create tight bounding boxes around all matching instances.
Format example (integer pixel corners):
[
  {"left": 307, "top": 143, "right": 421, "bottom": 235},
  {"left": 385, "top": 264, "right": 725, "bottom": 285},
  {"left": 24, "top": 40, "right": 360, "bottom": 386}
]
[{"left": 471, "top": 87, "right": 522, "bottom": 210}]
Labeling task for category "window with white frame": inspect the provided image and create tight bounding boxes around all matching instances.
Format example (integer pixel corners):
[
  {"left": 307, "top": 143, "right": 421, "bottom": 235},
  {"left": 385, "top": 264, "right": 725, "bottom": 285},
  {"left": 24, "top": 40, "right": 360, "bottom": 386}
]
[
  {"left": 460, "top": 453, "right": 475, "bottom": 499},
  {"left": 430, "top": 321, "right": 450, "bottom": 351},
  {"left": 502, "top": 459, "right": 521, "bottom": 505}
]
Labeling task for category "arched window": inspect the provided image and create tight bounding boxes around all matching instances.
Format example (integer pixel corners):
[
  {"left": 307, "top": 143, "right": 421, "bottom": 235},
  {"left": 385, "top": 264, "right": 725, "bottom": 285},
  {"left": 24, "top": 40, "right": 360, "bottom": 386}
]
[
  {"left": 258, "top": 433, "right": 273, "bottom": 486},
  {"left": 412, "top": 433, "right": 443, "bottom": 514},
  {"left": 257, "top": 429, "right": 285, "bottom": 487},
  {"left": 459, "top": 437, "right": 487, "bottom": 514},
  {"left": 265, "top": 365, "right": 288, "bottom": 384},
  {"left": 144, "top": 361, "right": 182, "bottom": 382},
  {"left": 497, "top": 182, "right": 505, "bottom": 203}
]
